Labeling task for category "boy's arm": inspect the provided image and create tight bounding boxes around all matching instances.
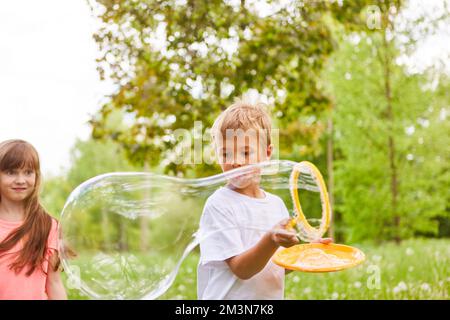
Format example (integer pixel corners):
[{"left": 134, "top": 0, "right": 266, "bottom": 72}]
[
  {"left": 226, "top": 219, "right": 298, "bottom": 280},
  {"left": 226, "top": 232, "right": 280, "bottom": 280},
  {"left": 226, "top": 231, "right": 334, "bottom": 279},
  {"left": 46, "top": 252, "right": 68, "bottom": 300}
]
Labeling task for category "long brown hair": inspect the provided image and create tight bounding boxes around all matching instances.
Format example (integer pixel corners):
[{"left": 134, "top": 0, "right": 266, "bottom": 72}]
[{"left": 0, "top": 139, "right": 57, "bottom": 276}]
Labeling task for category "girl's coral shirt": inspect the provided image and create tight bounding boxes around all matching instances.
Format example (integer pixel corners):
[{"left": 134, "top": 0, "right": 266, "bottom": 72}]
[{"left": 0, "top": 217, "right": 58, "bottom": 300}]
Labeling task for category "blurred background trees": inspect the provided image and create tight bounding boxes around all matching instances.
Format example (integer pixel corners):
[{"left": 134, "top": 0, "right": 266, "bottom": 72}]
[
  {"left": 88, "top": 0, "right": 375, "bottom": 174},
  {"left": 43, "top": 0, "right": 449, "bottom": 244}
]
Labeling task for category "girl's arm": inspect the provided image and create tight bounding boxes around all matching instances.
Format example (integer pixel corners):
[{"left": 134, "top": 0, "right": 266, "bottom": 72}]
[{"left": 46, "top": 252, "right": 68, "bottom": 300}]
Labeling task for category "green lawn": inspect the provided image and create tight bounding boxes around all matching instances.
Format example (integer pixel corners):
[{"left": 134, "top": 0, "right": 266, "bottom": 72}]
[{"left": 65, "top": 238, "right": 450, "bottom": 300}]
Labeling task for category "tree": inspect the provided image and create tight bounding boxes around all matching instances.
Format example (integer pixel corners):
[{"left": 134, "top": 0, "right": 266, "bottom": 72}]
[
  {"left": 88, "top": 0, "right": 373, "bottom": 174},
  {"left": 326, "top": 28, "right": 449, "bottom": 243}
]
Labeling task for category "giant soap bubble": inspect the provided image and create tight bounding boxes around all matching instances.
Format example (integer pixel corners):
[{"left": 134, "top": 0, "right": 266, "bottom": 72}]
[{"left": 59, "top": 160, "right": 332, "bottom": 299}]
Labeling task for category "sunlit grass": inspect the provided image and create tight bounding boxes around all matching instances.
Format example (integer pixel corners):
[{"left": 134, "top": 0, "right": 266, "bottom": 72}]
[
  {"left": 284, "top": 238, "right": 449, "bottom": 300},
  {"left": 64, "top": 238, "right": 449, "bottom": 300}
]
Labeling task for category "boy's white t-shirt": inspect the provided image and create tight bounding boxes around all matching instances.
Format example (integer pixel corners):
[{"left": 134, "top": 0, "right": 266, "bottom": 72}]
[{"left": 197, "top": 186, "right": 289, "bottom": 300}]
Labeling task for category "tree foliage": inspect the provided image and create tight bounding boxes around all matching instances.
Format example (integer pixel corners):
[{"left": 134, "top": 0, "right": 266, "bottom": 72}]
[
  {"left": 327, "top": 31, "right": 449, "bottom": 242},
  {"left": 88, "top": 0, "right": 373, "bottom": 174}
]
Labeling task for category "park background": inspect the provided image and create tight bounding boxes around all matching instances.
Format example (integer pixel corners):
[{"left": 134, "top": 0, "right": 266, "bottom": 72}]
[{"left": 0, "top": 0, "right": 449, "bottom": 299}]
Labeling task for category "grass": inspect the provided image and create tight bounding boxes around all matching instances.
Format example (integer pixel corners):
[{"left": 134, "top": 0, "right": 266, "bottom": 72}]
[{"left": 64, "top": 238, "right": 450, "bottom": 300}]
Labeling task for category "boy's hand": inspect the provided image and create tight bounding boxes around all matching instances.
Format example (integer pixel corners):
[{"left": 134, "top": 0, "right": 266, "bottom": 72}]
[
  {"left": 312, "top": 237, "right": 334, "bottom": 245},
  {"left": 270, "top": 218, "right": 300, "bottom": 248}
]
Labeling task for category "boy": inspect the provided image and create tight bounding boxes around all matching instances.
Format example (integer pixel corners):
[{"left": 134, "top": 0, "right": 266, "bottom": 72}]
[{"left": 197, "top": 100, "right": 330, "bottom": 300}]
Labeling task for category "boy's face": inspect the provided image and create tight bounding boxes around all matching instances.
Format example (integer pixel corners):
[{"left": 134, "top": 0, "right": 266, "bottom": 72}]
[{"left": 216, "top": 129, "right": 272, "bottom": 188}]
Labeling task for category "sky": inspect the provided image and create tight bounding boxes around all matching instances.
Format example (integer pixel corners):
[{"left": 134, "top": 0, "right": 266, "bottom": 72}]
[
  {"left": 0, "top": 0, "right": 448, "bottom": 176},
  {"left": 0, "top": 0, "right": 112, "bottom": 176}
]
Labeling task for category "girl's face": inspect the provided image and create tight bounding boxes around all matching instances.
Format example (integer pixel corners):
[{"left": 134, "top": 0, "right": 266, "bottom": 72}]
[{"left": 0, "top": 167, "right": 36, "bottom": 203}]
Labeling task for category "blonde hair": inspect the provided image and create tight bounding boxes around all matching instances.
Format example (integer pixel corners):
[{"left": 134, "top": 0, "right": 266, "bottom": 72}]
[{"left": 211, "top": 100, "right": 272, "bottom": 149}]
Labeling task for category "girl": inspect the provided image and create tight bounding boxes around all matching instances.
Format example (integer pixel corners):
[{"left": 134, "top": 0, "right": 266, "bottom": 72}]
[{"left": 0, "top": 139, "right": 67, "bottom": 299}]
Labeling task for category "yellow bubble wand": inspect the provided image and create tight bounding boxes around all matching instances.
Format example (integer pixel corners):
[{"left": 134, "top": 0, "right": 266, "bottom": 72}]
[
  {"left": 273, "top": 161, "right": 365, "bottom": 273},
  {"left": 287, "top": 161, "right": 331, "bottom": 240}
]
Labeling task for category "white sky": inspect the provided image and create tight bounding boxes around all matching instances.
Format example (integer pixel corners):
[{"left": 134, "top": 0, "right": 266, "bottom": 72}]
[
  {"left": 0, "top": 0, "right": 448, "bottom": 176},
  {"left": 0, "top": 0, "right": 112, "bottom": 176}
]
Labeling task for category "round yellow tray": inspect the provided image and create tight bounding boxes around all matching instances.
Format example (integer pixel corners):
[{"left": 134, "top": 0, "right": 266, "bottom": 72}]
[{"left": 273, "top": 243, "right": 365, "bottom": 273}]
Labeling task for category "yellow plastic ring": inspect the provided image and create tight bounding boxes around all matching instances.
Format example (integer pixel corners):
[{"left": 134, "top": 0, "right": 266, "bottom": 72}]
[{"left": 289, "top": 161, "right": 332, "bottom": 240}]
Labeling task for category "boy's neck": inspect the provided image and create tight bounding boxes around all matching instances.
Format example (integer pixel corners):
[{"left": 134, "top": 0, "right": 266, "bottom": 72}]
[
  {"left": 227, "top": 183, "right": 265, "bottom": 199},
  {"left": 0, "top": 199, "right": 25, "bottom": 221}
]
